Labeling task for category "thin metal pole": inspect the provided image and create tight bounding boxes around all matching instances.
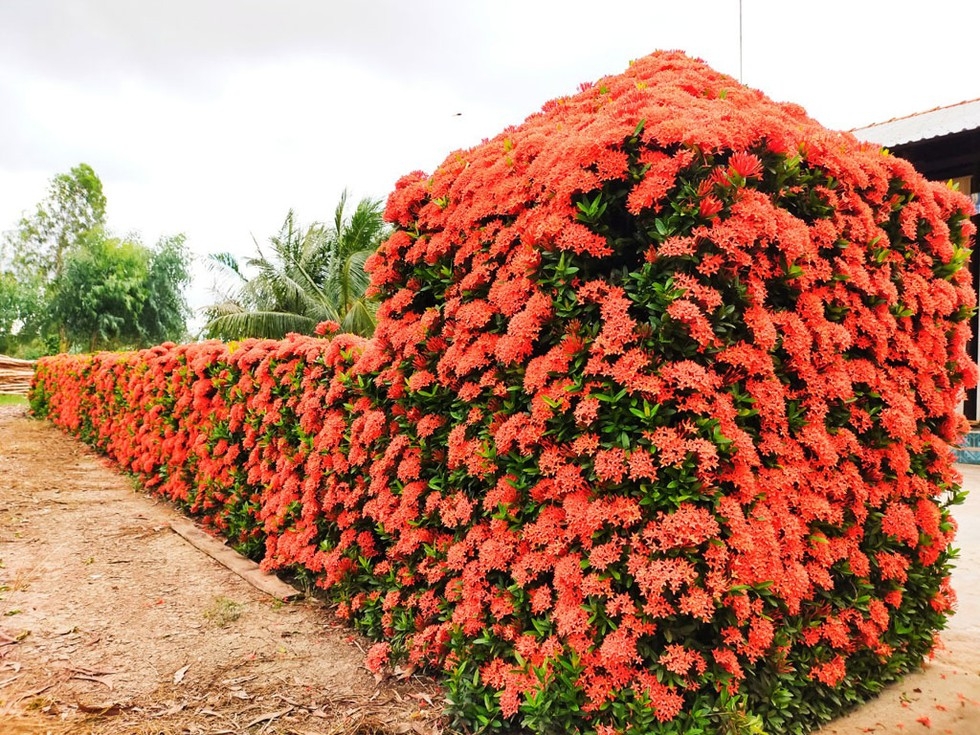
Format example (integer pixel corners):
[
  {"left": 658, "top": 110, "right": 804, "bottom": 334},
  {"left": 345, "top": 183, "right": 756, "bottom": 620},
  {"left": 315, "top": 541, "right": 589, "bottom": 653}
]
[{"left": 739, "top": 0, "right": 743, "bottom": 82}]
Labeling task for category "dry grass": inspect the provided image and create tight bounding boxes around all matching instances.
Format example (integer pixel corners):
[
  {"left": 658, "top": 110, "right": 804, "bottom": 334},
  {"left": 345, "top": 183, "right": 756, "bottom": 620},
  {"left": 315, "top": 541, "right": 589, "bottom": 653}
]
[
  {"left": 0, "top": 714, "right": 72, "bottom": 735},
  {"left": 0, "top": 408, "right": 446, "bottom": 735},
  {"left": 0, "top": 648, "right": 444, "bottom": 735},
  {"left": 202, "top": 595, "right": 244, "bottom": 628}
]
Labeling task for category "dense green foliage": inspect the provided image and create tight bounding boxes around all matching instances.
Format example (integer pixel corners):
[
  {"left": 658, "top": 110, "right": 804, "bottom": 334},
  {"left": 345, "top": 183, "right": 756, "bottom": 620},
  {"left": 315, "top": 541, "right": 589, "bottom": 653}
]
[
  {"left": 9, "top": 163, "right": 107, "bottom": 285},
  {"left": 49, "top": 230, "right": 191, "bottom": 352},
  {"left": 0, "top": 270, "right": 41, "bottom": 355},
  {"left": 1, "top": 164, "right": 190, "bottom": 356}
]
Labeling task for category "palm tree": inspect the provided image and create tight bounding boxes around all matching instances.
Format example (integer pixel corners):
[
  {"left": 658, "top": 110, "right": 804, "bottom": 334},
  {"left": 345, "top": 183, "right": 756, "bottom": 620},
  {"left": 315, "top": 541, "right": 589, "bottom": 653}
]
[{"left": 203, "top": 192, "right": 388, "bottom": 340}]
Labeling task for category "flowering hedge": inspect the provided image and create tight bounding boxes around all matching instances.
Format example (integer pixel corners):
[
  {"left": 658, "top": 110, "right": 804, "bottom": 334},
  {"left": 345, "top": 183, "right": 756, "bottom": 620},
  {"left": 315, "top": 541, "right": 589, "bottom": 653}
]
[{"left": 32, "top": 52, "right": 977, "bottom": 734}]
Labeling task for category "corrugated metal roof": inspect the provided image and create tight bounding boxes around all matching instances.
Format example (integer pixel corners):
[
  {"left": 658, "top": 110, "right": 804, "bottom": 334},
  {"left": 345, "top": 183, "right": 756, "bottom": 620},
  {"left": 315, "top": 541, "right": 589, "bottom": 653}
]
[{"left": 850, "top": 98, "right": 980, "bottom": 148}]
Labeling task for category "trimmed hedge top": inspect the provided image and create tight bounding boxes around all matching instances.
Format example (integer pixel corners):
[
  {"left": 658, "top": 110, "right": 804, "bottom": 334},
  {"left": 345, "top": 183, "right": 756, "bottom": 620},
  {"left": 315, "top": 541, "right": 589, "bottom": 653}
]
[{"left": 33, "top": 51, "right": 977, "bottom": 735}]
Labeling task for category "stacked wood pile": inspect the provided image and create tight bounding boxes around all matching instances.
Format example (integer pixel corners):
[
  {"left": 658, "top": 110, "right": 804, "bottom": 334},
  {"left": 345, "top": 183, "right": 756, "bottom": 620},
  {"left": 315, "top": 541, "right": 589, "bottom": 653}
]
[{"left": 0, "top": 354, "right": 34, "bottom": 394}]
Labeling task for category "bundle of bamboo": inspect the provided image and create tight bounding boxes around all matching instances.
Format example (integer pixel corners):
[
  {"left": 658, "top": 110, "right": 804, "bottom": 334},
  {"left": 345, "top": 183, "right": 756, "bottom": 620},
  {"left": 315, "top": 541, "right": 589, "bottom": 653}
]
[{"left": 0, "top": 354, "right": 34, "bottom": 395}]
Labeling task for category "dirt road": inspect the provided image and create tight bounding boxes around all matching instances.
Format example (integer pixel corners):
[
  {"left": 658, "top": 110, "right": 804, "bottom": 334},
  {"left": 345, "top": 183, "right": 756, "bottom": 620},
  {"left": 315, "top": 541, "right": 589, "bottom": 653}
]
[
  {"left": 1, "top": 404, "right": 979, "bottom": 734},
  {"left": 0, "top": 405, "right": 440, "bottom": 735}
]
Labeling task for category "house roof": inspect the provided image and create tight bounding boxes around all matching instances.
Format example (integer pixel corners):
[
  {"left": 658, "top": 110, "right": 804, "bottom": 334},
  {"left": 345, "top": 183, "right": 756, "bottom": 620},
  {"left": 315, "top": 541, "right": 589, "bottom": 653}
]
[{"left": 850, "top": 98, "right": 980, "bottom": 148}]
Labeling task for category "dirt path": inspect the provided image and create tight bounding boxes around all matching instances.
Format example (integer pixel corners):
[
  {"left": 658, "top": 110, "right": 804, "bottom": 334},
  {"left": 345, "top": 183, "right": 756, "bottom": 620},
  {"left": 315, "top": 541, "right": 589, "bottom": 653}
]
[
  {"left": 0, "top": 405, "right": 441, "bottom": 735},
  {"left": 1, "top": 405, "right": 980, "bottom": 735}
]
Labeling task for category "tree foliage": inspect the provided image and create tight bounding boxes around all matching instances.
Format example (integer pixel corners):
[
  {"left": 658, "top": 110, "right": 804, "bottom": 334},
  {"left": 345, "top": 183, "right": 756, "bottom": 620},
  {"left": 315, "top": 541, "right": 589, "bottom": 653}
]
[
  {"left": 140, "top": 234, "right": 193, "bottom": 346},
  {"left": 203, "top": 191, "right": 387, "bottom": 340},
  {"left": 1, "top": 164, "right": 190, "bottom": 356},
  {"left": 0, "top": 271, "right": 41, "bottom": 355},
  {"left": 9, "top": 163, "right": 106, "bottom": 285},
  {"left": 49, "top": 230, "right": 148, "bottom": 353},
  {"left": 49, "top": 229, "right": 191, "bottom": 353}
]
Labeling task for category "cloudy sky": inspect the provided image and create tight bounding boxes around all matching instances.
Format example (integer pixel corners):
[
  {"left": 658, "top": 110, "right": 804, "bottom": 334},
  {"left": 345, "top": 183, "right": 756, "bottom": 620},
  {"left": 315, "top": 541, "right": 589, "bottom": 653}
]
[{"left": 1, "top": 0, "right": 978, "bottom": 321}]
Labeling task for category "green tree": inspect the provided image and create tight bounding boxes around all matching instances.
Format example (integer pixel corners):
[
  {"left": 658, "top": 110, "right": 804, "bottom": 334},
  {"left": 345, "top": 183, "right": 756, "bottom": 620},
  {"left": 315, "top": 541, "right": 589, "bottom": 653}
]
[
  {"left": 48, "top": 229, "right": 191, "bottom": 353},
  {"left": 2, "top": 163, "right": 108, "bottom": 354},
  {"left": 139, "top": 234, "right": 192, "bottom": 345},
  {"left": 9, "top": 163, "right": 106, "bottom": 285},
  {"left": 50, "top": 230, "right": 147, "bottom": 352},
  {"left": 2, "top": 164, "right": 191, "bottom": 355},
  {"left": 204, "top": 191, "right": 387, "bottom": 340},
  {"left": 0, "top": 270, "right": 42, "bottom": 355}
]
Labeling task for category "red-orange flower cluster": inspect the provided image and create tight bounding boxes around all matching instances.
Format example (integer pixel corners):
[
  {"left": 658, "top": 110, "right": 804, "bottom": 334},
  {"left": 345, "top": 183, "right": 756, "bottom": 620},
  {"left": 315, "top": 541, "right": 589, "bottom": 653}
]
[{"left": 31, "top": 51, "right": 976, "bottom": 735}]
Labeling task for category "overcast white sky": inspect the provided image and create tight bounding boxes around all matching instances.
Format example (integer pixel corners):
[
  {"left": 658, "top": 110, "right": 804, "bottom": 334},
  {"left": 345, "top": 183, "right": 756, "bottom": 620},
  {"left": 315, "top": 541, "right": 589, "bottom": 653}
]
[{"left": 1, "top": 0, "right": 978, "bottom": 322}]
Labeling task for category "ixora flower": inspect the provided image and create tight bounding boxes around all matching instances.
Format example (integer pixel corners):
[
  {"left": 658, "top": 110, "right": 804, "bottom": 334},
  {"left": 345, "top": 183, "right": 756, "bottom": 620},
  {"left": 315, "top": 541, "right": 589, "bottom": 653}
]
[
  {"left": 313, "top": 320, "right": 341, "bottom": 336},
  {"left": 31, "top": 50, "right": 976, "bottom": 735}
]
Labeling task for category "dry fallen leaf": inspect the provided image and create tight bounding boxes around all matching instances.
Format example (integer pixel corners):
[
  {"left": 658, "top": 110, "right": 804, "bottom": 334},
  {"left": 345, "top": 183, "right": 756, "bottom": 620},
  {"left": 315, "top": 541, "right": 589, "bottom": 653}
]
[
  {"left": 394, "top": 664, "right": 417, "bottom": 680},
  {"left": 75, "top": 700, "right": 123, "bottom": 716},
  {"left": 69, "top": 665, "right": 118, "bottom": 676},
  {"left": 245, "top": 707, "right": 292, "bottom": 728},
  {"left": 71, "top": 673, "right": 114, "bottom": 690},
  {"left": 392, "top": 723, "right": 435, "bottom": 735},
  {"left": 173, "top": 664, "right": 190, "bottom": 684},
  {"left": 221, "top": 674, "right": 256, "bottom": 685},
  {"left": 150, "top": 702, "right": 186, "bottom": 718}
]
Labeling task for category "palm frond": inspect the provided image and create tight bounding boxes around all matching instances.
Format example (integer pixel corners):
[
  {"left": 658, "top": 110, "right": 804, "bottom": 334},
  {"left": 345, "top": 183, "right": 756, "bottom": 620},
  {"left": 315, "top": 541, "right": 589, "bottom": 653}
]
[
  {"left": 201, "top": 299, "right": 246, "bottom": 318},
  {"left": 206, "top": 251, "right": 246, "bottom": 280},
  {"left": 340, "top": 298, "right": 377, "bottom": 337},
  {"left": 343, "top": 248, "right": 375, "bottom": 299},
  {"left": 205, "top": 310, "right": 317, "bottom": 341},
  {"left": 339, "top": 197, "right": 387, "bottom": 259},
  {"left": 333, "top": 189, "right": 350, "bottom": 236},
  {"left": 201, "top": 194, "right": 386, "bottom": 340}
]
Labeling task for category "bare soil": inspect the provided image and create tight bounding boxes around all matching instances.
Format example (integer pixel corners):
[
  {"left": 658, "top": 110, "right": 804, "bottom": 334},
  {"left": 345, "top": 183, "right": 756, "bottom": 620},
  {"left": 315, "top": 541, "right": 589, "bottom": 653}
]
[
  {"left": 0, "top": 405, "right": 442, "bottom": 735},
  {"left": 1, "top": 404, "right": 979, "bottom": 735}
]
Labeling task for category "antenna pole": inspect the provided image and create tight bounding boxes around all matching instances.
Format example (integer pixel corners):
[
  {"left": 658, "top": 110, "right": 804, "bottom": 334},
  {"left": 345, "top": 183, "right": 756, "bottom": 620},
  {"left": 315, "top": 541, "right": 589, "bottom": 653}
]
[{"left": 739, "top": 0, "right": 744, "bottom": 83}]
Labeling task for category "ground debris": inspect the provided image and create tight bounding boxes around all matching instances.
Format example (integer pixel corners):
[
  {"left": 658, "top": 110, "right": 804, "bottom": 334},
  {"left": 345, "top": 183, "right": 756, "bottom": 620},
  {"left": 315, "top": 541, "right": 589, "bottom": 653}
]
[{"left": 0, "top": 406, "right": 444, "bottom": 734}]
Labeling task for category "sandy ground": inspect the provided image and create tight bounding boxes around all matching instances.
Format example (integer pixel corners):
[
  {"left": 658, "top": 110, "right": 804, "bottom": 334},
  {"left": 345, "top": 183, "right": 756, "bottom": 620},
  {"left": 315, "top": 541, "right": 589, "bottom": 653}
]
[
  {"left": 0, "top": 405, "right": 441, "bottom": 735},
  {"left": 1, "top": 403, "right": 979, "bottom": 734}
]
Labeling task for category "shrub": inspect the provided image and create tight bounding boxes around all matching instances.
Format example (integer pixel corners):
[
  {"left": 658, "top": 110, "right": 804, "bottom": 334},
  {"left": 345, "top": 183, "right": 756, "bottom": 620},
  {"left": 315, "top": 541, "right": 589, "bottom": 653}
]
[{"left": 32, "top": 51, "right": 977, "bottom": 734}]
